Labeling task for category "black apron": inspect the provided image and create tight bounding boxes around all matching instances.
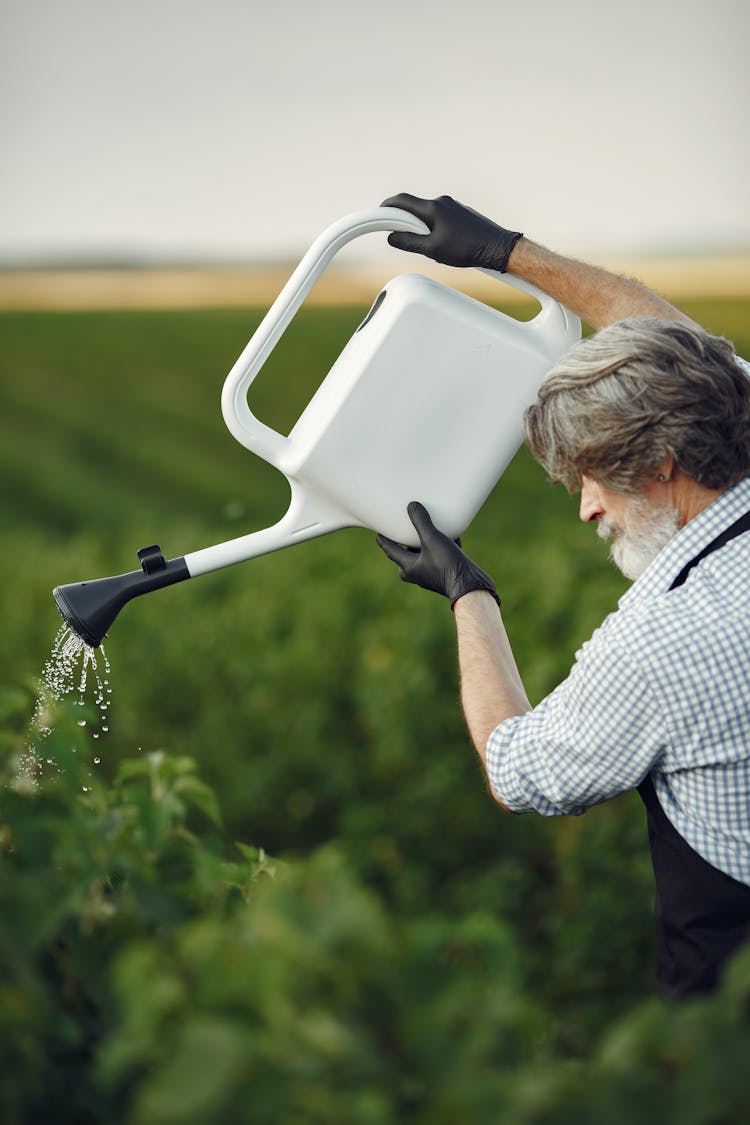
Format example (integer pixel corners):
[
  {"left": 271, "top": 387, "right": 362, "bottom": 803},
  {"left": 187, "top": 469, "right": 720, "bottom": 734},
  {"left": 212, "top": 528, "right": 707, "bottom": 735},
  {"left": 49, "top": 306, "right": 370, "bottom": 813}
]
[{"left": 637, "top": 510, "right": 750, "bottom": 1000}]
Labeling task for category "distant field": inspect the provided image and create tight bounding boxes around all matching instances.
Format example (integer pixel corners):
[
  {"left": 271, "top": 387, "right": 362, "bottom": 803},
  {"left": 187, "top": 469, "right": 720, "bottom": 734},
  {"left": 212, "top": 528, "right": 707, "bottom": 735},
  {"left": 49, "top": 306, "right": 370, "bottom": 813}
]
[{"left": 1, "top": 253, "right": 749, "bottom": 311}]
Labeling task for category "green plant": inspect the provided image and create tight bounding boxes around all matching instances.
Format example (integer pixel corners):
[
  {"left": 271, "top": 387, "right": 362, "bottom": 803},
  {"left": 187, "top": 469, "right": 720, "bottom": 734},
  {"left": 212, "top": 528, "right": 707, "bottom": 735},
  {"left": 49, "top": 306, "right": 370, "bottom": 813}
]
[{"left": 2, "top": 694, "right": 750, "bottom": 1124}]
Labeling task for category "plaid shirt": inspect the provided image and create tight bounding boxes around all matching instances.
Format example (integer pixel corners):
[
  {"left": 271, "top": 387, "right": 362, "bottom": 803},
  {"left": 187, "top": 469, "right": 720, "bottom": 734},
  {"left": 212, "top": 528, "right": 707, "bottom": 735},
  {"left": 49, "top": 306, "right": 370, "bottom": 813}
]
[{"left": 487, "top": 394, "right": 750, "bottom": 886}]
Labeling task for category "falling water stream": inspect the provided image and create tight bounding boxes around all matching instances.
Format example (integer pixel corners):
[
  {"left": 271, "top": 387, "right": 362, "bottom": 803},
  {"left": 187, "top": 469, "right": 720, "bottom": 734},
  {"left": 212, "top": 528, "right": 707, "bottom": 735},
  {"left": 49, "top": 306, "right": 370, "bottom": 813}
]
[{"left": 23, "top": 625, "right": 113, "bottom": 785}]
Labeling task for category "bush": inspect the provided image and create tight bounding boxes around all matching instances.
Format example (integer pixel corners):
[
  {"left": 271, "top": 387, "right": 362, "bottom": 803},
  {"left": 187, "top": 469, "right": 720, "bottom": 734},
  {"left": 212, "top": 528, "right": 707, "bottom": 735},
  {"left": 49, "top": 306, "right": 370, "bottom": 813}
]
[{"left": 2, "top": 693, "right": 750, "bottom": 1124}]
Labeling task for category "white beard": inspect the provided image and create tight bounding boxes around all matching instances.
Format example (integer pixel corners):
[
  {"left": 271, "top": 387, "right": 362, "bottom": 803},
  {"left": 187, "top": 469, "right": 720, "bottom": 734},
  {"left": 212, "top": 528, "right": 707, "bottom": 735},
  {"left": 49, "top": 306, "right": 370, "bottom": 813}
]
[{"left": 598, "top": 497, "right": 680, "bottom": 580}]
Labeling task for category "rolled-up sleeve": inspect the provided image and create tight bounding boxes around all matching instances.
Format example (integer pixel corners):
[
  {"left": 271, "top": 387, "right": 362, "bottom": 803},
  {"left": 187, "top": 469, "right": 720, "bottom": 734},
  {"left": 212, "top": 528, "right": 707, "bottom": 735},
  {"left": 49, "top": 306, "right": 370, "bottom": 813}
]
[{"left": 486, "top": 636, "right": 668, "bottom": 816}]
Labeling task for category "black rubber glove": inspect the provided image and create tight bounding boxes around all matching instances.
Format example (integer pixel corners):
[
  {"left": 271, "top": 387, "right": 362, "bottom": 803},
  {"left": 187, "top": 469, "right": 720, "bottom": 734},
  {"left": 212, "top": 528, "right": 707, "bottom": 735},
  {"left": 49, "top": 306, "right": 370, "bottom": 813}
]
[
  {"left": 376, "top": 501, "right": 500, "bottom": 609},
  {"left": 381, "top": 193, "right": 522, "bottom": 273}
]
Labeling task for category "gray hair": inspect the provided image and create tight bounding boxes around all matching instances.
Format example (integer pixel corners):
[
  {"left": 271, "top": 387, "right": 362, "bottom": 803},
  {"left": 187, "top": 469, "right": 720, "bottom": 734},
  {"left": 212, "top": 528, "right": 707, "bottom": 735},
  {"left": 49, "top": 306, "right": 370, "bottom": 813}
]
[{"left": 523, "top": 317, "right": 750, "bottom": 494}]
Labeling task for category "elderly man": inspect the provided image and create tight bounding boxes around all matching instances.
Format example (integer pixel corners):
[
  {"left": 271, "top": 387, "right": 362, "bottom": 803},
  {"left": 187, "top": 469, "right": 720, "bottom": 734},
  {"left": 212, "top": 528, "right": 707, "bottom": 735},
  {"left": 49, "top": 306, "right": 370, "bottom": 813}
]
[{"left": 377, "top": 193, "right": 750, "bottom": 1000}]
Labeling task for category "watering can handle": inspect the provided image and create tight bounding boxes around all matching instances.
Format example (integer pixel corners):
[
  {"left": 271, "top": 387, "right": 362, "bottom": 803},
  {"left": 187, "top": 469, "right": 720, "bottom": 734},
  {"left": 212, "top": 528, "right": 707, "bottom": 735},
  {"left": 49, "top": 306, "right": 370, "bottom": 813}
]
[
  {"left": 221, "top": 208, "right": 431, "bottom": 465},
  {"left": 221, "top": 208, "right": 577, "bottom": 466},
  {"left": 478, "top": 267, "right": 582, "bottom": 346}
]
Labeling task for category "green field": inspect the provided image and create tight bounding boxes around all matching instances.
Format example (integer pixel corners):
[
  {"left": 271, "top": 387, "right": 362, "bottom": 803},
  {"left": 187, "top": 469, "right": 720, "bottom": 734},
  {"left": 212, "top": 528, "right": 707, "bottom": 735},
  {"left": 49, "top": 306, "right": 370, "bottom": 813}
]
[{"left": 2, "top": 298, "right": 750, "bottom": 1122}]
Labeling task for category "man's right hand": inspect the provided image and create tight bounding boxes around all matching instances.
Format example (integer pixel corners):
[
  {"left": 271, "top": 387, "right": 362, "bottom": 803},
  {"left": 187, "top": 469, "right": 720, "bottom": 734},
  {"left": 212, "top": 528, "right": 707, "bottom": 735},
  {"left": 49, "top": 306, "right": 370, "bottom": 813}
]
[
  {"left": 376, "top": 501, "right": 500, "bottom": 610},
  {"left": 381, "top": 193, "right": 522, "bottom": 273}
]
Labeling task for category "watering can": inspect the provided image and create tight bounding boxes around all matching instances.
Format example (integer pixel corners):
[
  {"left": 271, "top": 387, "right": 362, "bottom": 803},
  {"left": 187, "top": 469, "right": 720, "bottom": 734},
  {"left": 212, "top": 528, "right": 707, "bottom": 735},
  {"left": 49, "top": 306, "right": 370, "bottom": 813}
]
[{"left": 53, "top": 206, "right": 581, "bottom": 646}]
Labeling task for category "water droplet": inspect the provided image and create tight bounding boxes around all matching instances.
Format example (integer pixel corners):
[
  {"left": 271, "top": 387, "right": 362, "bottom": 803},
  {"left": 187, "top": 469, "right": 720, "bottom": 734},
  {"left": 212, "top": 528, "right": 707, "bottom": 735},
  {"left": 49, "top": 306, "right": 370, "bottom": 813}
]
[
  {"left": 92, "top": 733, "right": 99, "bottom": 740},
  {"left": 102, "top": 726, "right": 109, "bottom": 733},
  {"left": 77, "top": 719, "right": 87, "bottom": 727},
  {"left": 93, "top": 757, "right": 101, "bottom": 765}
]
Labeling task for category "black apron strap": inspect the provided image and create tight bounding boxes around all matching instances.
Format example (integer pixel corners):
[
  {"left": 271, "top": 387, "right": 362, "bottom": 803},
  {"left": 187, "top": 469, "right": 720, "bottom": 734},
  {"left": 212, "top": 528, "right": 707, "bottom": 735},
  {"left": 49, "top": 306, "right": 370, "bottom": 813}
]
[
  {"left": 638, "top": 507, "right": 750, "bottom": 999},
  {"left": 669, "top": 509, "right": 750, "bottom": 590}
]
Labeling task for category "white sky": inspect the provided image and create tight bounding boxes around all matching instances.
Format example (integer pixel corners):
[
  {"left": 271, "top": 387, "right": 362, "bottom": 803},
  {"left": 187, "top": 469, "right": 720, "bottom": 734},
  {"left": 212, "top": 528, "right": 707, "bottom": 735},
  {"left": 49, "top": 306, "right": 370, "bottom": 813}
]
[{"left": 1, "top": 0, "right": 749, "bottom": 265}]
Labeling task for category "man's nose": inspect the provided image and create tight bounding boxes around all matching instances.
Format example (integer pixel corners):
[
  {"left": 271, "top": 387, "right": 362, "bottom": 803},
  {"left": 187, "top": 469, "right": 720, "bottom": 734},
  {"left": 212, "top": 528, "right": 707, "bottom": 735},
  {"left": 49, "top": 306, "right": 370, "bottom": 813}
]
[{"left": 579, "top": 476, "right": 604, "bottom": 523}]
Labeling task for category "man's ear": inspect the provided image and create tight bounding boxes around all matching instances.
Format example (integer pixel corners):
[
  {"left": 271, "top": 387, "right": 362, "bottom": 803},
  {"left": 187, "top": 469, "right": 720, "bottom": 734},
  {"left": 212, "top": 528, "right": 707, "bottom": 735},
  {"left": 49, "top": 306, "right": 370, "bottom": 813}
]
[{"left": 656, "top": 453, "right": 675, "bottom": 482}]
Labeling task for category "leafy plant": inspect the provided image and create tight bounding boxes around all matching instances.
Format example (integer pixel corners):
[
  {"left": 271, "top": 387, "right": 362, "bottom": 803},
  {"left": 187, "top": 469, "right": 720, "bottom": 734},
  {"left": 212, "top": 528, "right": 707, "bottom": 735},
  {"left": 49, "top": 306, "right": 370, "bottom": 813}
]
[{"left": 2, "top": 695, "right": 750, "bottom": 1124}]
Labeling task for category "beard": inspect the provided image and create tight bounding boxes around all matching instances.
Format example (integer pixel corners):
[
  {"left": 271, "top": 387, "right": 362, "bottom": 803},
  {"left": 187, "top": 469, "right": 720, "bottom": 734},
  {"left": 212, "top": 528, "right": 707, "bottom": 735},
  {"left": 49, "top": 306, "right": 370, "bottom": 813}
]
[{"left": 598, "top": 497, "right": 680, "bottom": 581}]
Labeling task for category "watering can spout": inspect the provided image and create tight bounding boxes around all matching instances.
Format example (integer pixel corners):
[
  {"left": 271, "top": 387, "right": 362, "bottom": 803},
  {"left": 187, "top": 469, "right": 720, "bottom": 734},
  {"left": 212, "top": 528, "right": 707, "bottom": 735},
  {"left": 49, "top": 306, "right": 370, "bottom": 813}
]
[
  {"left": 51, "top": 496, "right": 345, "bottom": 646},
  {"left": 53, "top": 547, "right": 190, "bottom": 648}
]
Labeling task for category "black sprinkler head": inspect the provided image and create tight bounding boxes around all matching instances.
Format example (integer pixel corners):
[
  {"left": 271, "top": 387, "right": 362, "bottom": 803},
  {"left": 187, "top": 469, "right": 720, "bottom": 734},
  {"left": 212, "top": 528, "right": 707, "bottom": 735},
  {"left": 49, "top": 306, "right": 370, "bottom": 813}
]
[{"left": 53, "top": 546, "right": 190, "bottom": 647}]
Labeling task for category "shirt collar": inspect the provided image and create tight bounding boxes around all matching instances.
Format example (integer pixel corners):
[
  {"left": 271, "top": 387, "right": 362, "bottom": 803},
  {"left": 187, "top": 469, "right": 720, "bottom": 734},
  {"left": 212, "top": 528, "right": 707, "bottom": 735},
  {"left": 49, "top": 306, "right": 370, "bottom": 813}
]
[{"left": 621, "top": 475, "right": 750, "bottom": 605}]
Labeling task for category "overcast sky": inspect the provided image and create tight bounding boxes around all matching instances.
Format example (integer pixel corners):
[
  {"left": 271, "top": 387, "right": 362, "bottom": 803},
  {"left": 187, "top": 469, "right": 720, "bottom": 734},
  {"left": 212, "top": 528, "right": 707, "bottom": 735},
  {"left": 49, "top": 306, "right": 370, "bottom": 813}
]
[{"left": 1, "top": 0, "right": 749, "bottom": 266}]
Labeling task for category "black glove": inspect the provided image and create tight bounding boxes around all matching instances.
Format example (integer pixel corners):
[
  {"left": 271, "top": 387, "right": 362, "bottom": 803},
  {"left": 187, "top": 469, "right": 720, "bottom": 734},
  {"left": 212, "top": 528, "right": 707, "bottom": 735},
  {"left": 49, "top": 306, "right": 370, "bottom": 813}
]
[
  {"left": 381, "top": 193, "right": 522, "bottom": 273},
  {"left": 376, "top": 501, "right": 500, "bottom": 609}
]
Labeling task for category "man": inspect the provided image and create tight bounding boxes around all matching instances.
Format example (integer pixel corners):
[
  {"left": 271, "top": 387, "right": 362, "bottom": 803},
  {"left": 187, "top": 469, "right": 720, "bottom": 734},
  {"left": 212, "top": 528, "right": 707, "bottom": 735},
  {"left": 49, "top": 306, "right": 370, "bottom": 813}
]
[{"left": 376, "top": 193, "right": 750, "bottom": 1000}]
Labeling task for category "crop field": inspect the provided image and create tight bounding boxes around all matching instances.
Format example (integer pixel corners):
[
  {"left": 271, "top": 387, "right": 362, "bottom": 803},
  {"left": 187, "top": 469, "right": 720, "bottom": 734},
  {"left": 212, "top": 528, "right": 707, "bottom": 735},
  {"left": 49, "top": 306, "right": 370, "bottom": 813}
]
[{"left": 1, "top": 296, "right": 750, "bottom": 1121}]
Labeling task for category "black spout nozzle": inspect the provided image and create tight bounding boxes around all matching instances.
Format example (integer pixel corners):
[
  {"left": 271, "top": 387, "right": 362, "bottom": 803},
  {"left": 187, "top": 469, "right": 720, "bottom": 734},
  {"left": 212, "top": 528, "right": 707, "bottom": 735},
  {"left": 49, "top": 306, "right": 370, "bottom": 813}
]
[{"left": 53, "top": 546, "right": 190, "bottom": 647}]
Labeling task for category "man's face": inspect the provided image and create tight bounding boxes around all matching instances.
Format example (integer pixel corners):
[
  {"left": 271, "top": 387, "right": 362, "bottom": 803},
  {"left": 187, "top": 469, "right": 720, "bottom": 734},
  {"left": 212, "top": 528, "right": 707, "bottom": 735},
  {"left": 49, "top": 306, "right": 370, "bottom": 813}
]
[{"left": 580, "top": 476, "right": 680, "bottom": 580}]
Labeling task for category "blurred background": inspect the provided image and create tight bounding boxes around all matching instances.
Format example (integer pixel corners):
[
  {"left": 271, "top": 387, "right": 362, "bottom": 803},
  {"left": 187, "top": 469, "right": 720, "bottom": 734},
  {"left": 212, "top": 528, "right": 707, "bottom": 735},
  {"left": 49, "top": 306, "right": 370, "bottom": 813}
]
[{"left": 2, "top": 3, "right": 750, "bottom": 1120}]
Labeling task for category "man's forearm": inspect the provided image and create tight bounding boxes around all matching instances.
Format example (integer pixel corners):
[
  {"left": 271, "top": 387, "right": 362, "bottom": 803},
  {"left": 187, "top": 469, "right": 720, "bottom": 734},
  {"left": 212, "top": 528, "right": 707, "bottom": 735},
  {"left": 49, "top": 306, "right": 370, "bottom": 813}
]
[
  {"left": 507, "top": 238, "right": 699, "bottom": 331},
  {"left": 453, "top": 591, "right": 531, "bottom": 804}
]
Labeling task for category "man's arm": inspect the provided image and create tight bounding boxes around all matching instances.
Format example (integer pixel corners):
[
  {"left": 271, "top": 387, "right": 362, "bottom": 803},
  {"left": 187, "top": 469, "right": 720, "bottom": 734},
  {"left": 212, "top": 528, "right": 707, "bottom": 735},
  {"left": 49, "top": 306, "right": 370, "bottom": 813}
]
[
  {"left": 376, "top": 504, "right": 529, "bottom": 809},
  {"left": 506, "top": 237, "right": 699, "bottom": 331},
  {"left": 383, "top": 193, "right": 699, "bottom": 331},
  {"left": 453, "top": 590, "right": 530, "bottom": 809}
]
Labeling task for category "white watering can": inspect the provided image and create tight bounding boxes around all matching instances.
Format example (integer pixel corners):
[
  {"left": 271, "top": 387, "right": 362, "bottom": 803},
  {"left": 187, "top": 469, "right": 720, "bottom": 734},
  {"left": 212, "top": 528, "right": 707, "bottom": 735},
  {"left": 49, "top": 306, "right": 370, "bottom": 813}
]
[{"left": 54, "top": 207, "right": 581, "bottom": 646}]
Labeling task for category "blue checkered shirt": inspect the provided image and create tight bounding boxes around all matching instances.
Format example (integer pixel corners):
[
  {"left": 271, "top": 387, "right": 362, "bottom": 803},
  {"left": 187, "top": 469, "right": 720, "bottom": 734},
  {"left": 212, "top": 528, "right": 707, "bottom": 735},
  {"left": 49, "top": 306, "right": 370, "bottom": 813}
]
[{"left": 487, "top": 438, "right": 750, "bottom": 887}]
